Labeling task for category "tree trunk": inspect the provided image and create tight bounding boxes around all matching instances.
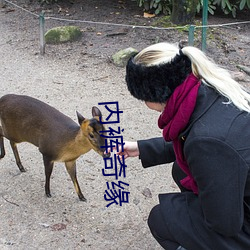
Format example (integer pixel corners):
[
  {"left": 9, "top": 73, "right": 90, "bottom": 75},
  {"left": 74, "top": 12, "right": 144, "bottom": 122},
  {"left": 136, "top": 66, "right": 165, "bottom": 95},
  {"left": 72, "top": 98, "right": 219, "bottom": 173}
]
[{"left": 171, "top": 0, "right": 198, "bottom": 25}]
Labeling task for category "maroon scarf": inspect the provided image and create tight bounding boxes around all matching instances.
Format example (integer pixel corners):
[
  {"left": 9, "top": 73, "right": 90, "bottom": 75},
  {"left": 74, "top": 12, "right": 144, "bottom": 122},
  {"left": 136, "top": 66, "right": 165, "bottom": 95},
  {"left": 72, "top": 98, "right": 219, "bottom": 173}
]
[{"left": 158, "top": 73, "right": 201, "bottom": 194}]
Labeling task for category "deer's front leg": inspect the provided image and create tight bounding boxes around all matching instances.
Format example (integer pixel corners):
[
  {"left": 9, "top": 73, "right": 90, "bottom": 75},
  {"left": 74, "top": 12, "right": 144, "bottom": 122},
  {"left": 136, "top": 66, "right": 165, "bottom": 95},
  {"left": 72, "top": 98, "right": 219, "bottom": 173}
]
[{"left": 65, "top": 160, "right": 86, "bottom": 201}]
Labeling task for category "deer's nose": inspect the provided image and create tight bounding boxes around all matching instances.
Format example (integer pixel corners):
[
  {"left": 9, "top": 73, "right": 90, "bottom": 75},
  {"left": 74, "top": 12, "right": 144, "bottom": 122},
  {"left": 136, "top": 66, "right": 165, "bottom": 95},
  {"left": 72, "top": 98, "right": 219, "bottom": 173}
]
[{"left": 103, "top": 152, "right": 111, "bottom": 158}]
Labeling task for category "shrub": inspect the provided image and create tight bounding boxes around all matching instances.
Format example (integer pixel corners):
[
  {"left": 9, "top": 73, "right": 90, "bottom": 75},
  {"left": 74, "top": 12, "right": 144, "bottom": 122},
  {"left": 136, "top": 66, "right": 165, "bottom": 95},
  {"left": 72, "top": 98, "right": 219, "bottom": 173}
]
[
  {"left": 135, "top": 0, "right": 172, "bottom": 15},
  {"left": 136, "top": 0, "right": 250, "bottom": 17}
]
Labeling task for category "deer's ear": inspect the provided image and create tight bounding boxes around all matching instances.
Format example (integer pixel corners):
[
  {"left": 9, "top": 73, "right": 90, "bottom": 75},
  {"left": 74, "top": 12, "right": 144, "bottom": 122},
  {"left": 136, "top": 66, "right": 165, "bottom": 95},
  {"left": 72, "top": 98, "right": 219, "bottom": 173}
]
[
  {"left": 92, "top": 106, "right": 102, "bottom": 117},
  {"left": 76, "top": 111, "right": 85, "bottom": 125}
]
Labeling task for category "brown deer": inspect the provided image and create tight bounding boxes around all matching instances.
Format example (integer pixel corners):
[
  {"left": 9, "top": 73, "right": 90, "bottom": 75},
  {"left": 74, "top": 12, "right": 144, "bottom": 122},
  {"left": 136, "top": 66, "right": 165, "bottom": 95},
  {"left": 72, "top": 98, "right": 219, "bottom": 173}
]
[{"left": 0, "top": 94, "right": 110, "bottom": 201}]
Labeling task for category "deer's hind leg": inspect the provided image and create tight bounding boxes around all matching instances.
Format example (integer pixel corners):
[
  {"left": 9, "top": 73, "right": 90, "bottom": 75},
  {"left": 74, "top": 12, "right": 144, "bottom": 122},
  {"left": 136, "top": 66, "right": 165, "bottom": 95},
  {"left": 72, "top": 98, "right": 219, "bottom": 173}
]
[
  {"left": 65, "top": 161, "right": 86, "bottom": 201},
  {"left": 0, "top": 126, "right": 5, "bottom": 159},
  {"left": 10, "top": 141, "right": 26, "bottom": 172}
]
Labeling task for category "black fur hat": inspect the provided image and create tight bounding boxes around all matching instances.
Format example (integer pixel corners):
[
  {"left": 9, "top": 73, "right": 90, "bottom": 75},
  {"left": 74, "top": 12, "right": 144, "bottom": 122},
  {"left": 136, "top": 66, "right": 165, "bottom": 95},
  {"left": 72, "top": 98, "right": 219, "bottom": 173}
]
[{"left": 125, "top": 52, "right": 192, "bottom": 103}]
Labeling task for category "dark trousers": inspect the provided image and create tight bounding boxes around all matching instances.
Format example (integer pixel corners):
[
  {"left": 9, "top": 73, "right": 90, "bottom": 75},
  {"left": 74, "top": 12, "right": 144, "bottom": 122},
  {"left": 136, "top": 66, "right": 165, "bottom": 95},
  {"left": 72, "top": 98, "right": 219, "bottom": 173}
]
[{"left": 148, "top": 162, "right": 188, "bottom": 250}]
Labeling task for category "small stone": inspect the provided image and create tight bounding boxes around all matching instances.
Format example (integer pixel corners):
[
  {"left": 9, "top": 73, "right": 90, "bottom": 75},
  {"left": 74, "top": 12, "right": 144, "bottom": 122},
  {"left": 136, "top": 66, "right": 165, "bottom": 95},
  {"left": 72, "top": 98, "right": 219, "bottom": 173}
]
[
  {"left": 45, "top": 26, "right": 82, "bottom": 44},
  {"left": 133, "top": 198, "right": 140, "bottom": 205},
  {"left": 39, "top": 223, "right": 50, "bottom": 228},
  {"left": 142, "top": 187, "right": 152, "bottom": 198},
  {"left": 231, "top": 71, "right": 247, "bottom": 82},
  {"left": 112, "top": 47, "right": 138, "bottom": 67},
  {"left": 0, "top": 0, "right": 6, "bottom": 8}
]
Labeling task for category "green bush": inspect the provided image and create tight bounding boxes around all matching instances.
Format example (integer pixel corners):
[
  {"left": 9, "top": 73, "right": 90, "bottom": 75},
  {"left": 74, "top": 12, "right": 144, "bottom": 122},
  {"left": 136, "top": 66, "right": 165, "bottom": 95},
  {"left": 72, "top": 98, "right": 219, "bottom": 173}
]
[
  {"left": 212, "top": 0, "right": 250, "bottom": 17},
  {"left": 196, "top": 0, "right": 216, "bottom": 15},
  {"left": 135, "top": 0, "right": 250, "bottom": 17},
  {"left": 135, "top": 0, "right": 172, "bottom": 15}
]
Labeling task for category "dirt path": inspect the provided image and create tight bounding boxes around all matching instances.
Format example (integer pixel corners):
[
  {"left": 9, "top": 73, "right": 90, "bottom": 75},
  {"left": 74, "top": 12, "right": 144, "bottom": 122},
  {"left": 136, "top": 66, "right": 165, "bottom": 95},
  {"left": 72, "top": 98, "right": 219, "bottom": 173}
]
[
  {"left": 0, "top": 3, "right": 176, "bottom": 250},
  {"left": 0, "top": 1, "right": 249, "bottom": 249}
]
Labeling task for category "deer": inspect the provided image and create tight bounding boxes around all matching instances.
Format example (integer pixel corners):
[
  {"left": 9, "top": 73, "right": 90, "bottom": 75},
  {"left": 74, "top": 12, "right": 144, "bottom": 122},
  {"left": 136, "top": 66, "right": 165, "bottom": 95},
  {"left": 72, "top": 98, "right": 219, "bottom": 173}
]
[{"left": 0, "top": 94, "right": 110, "bottom": 201}]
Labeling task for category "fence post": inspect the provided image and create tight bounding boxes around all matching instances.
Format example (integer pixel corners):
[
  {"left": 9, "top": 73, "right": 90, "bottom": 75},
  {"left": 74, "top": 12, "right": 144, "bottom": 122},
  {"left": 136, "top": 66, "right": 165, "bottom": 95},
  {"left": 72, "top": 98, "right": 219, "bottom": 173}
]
[
  {"left": 202, "top": 0, "right": 208, "bottom": 51},
  {"left": 188, "top": 25, "right": 195, "bottom": 46},
  {"left": 39, "top": 11, "right": 45, "bottom": 55}
]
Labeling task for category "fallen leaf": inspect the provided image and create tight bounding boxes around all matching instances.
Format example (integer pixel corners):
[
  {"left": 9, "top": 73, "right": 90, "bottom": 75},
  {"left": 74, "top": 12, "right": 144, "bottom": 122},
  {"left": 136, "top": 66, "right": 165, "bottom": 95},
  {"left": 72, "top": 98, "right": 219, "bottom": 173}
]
[
  {"left": 51, "top": 223, "right": 67, "bottom": 231},
  {"left": 143, "top": 12, "right": 155, "bottom": 18}
]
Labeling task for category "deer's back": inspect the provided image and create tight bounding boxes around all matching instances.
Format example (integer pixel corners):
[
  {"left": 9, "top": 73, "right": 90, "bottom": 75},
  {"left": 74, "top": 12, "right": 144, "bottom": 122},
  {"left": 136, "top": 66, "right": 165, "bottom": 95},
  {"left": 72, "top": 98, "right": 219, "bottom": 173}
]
[{"left": 0, "top": 94, "right": 79, "bottom": 147}]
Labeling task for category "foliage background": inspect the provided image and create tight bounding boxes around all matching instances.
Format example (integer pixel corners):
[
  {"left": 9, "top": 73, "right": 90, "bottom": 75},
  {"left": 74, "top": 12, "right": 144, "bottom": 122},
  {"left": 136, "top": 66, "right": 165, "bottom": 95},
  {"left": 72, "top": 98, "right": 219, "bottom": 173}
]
[{"left": 38, "top": 0, "right": 250, "bottom": 18}]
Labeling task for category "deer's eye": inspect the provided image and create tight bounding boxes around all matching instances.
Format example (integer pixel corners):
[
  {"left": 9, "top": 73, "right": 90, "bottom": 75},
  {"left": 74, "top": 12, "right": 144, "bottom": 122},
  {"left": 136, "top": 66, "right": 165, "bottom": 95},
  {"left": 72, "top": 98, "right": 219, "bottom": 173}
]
[{"left": 89, "top": 133, "right": 94, "bottom": 139}]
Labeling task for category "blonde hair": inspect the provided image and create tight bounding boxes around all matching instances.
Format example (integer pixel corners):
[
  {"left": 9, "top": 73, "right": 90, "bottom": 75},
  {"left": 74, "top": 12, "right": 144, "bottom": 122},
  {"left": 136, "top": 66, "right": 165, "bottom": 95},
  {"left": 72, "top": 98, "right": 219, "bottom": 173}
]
[{"left": 134, "top": 42, "right": 250, "bottom": 113}]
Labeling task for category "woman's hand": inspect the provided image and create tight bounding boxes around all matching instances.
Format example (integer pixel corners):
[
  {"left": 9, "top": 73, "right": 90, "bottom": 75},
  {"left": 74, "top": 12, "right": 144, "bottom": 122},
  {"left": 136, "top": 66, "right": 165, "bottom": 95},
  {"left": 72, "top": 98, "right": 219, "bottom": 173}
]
[{"left": 114, "top": 141, "right": 139, "bottom": 159}]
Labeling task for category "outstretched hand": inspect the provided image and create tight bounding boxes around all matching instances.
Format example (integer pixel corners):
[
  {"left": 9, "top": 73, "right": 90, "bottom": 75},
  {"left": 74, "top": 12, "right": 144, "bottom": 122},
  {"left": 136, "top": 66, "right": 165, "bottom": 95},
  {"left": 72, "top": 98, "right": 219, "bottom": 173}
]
[{"left": 109, "top": 141, "right": 139, "bottom": 159}]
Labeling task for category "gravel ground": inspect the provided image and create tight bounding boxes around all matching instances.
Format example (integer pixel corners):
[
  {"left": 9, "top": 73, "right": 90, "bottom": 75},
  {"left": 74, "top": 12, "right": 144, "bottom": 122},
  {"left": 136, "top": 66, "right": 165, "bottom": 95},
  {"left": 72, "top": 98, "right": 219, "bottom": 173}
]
[{"left": 0, "top": 1, "right": 249, "bottom": 249}]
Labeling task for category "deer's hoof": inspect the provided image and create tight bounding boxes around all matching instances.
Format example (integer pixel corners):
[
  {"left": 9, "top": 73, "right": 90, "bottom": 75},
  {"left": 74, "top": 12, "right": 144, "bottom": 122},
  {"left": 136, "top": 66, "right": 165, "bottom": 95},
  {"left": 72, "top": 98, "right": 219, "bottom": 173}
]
[{"left": 79, "top": 196, "right": 87, "bottom": 202}]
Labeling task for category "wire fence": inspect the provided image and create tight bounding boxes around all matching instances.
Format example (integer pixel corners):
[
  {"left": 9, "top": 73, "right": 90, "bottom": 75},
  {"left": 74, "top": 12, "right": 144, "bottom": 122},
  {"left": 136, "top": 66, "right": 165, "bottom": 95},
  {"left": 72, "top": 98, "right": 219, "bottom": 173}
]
[{"left": 3, "top": 0, "right": 250, "bottom": 55}]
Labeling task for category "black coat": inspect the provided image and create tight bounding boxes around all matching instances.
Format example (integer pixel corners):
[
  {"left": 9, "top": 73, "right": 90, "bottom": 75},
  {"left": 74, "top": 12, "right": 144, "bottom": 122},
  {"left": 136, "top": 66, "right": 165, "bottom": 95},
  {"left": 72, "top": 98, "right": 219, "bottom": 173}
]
[{"left": 138, "top": 84, "right": 250, "bottom": 250}]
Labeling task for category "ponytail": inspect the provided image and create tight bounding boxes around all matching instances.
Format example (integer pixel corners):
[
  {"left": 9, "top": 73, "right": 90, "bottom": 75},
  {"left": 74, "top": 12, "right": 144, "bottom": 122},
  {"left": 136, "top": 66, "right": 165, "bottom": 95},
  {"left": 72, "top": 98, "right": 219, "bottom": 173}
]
[{"left": 182, "top": 46, "right": 250, "bottom": 112}]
